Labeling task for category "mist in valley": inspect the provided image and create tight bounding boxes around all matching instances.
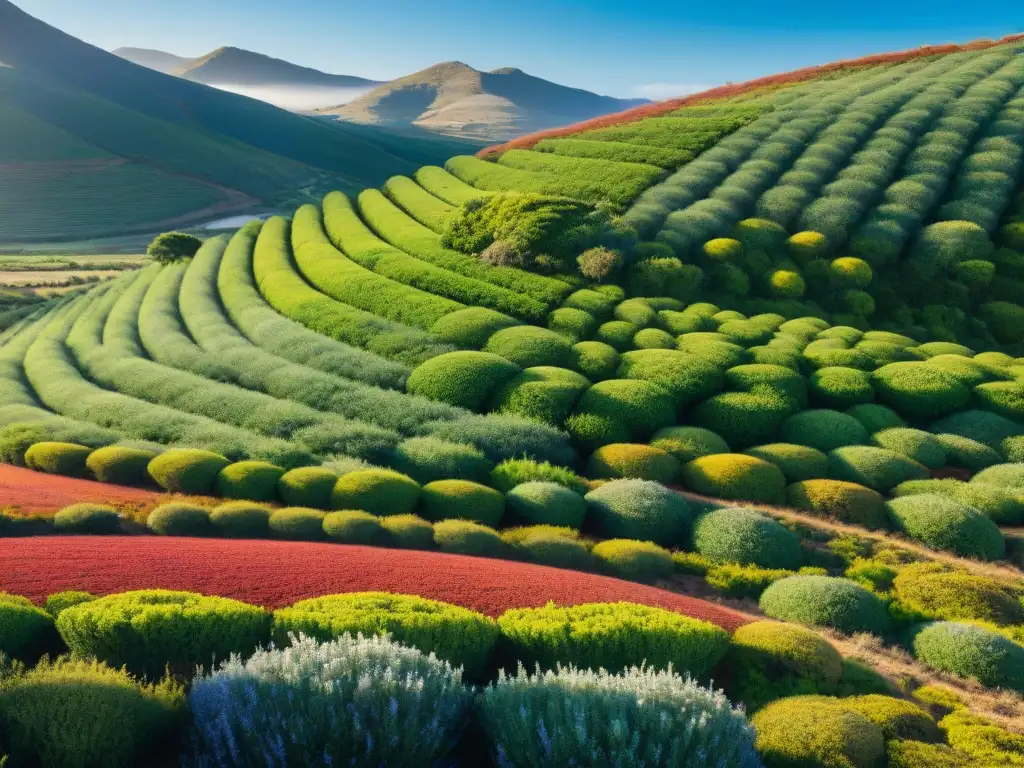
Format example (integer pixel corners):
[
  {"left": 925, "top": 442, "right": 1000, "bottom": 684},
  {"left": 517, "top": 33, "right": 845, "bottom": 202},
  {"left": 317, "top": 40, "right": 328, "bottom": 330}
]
[{"left": 205, "top": 82, "right": 375, "bottom": 111}]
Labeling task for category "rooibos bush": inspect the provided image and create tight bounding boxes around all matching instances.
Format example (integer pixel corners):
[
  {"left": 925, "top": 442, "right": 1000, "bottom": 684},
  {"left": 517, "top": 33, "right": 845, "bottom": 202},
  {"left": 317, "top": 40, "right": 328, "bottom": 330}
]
[
  {"left": 276, "top": 466, "right": 339, "bottom": 509},
  {"left": 146, "top": 503, "right": 214, "bottom": 537},
  {"left": 24, "top": 442, "right": 92, "bottom": 478},
  {"left": 584, "top": 479, "right": 693, "bottom": 547},
  {"left": 216, "top": 461, "right": 285, "bottom": 502},
  {"left": 86, "top": 446, "right": 157, "bottom": 486},
  {"left": 681, "top": 454, "right": 787, "bottom": 504},
  {"left": 759, "top": 576, "right": 890, "bottom": 635},
  {"left": 886, "top": 494, "right": 1005, "bottom": 561},
  {"left": 419, "top": 480, "right": 505, "bottom": 527},
  {"left": 692, "top": 507, "right": 802, "bottom": 570},
  {"left": 209, "top": 502, "right": 272, "bottom": 538},
  {"left": 505, "top": 481, "right": 586, "bottom": 528},
  {"left": 330, "top": 469, "right": 421, "bottom": 516},
  {"left": 912, "top": 622, "right": 1024, "bottom": 693},
  {"left": 752, "top": 696, "right": 885, "bottom": 768},
  {"left": 591, "top": 539, "right": 675, "bottom": 583},
  {"left": 0, "top": 593, "right": 56, "bottom": 660},
  {"left": 147, "top": 449, "right": 231, "bottom": 494}
]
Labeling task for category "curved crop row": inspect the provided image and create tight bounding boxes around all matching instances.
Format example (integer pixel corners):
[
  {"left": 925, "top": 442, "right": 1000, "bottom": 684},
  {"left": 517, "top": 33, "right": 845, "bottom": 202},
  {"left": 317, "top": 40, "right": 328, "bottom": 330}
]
[
  {"left": 413, "top": 165, "right": 491, "bottom": 205},
  {"left": 383, "top": 174, "right": 454, "bottom": 231}
]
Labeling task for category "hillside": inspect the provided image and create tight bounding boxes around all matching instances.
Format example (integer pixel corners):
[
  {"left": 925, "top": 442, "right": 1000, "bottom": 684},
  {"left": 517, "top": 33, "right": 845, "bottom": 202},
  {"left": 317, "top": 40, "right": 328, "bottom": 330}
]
[
  {"left": 2, "top": 31, "right": 1024, "bottom": 767},
  {"left": 0, "top": 1, "right": 477, "bottom": 243},
  {"left": 321, "top": 60, "right": 647, "bottom": 141},
  {"left": 112, "top": 46, "right": 191, "bottom": 74},
  {"left": 174, "top": 46, "right": 379, "bottom": 89}
]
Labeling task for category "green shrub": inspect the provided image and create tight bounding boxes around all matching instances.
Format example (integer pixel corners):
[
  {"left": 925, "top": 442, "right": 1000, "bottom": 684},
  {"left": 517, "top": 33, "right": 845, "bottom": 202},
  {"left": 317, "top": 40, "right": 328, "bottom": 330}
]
[
  {"left": 628, "top": 259, "right": 704, "bottom": 300},
  {"left": 24, "top": 441, "right": 92, "bottom": 478},
  {"left": 828, "top": 446, "right": 929, "bottom": 491},
  {"left": 650, "top": 425, "right": 730, "bottom": 463},
  {"left": 892, "top": 563, "right": 1023, "bottom": 625},
  {"left": 584, "top": 479, "right": 693, "bottom": 547},
  {"left": 146, "top": 449, "right": 231, "bottom": 494},
  {"left": 0, "top": 593, "right": 56, "bottom": 660},
  {"left": 548, "top": 307, "right": 597, "bottom": 342},
  {"left": 912, "top": 622, "right": 1024, "bottom": 692},
  {"left": 272, "top": 592, "right": 497, "bottom": 676},
  {"left": 490, "top": 457, "right": 588, "bottom": 494},
  {"left": 406, "top": 351, "right": 520, "bottom": 409},
  {"left": 780, "top": 410, "right": 870, "bottom": 453},
  {"left": 56, "top": 590, "right": 271, "bottom": 680},
  {"left": 929, "top": 410, "right": 1021, "bottom": 453},
  {"left": 571, "top": 341, "right": 619, "bottom": 380},
  {"left": 705, "top": 563, "right": 797, "bottom": 598},
  {"left": 490, "top": 366, "right": 590, "bottom": 425},
  {"left": 497, "top": 602, "right": 729, "bottom": 676},
  {"left": 726, "top": 621, "right": 844, "bottom": 711},
  {"left": 586, "top": 443, "right": 679, "bottom": 482},
  {"left": 267, "top": 508, "right": 326, "bottom": 540},
  {"left": 632, "top": 327, "right": 675, "bottom": 349},
  {"left": 321, "top": 510, "right": 382, "bottom": 545},
  {"left": 871, "top": 428, "right": 946, "bottom": 469},
  {"left": 43, "top": 590, "right": 96, "bottom": 618},
  {"left": 941, "top": 709, "right": 1024, "bottom": 766},
  {"left": 873, "top": 363, "right": 971, "bottom": 422},
  {"left": 843, "top": 695, "right": 941, "bottom": 742},
  {"left": 512, "top": 531, "right": 595, "bottom": 571},
  {"left": 933, "top": 434, "right": 1002, "bottom": 471},
  {"left": 846, "top": 403, "right": 906, "bottom": 433},
  {"left": 479, "top": 664, "right": 759, "bottom": 768},
  {"left": 216, "top": 461, "right": 285, "bottom": 502},
  {"left": 419, "top": 480, "right": 505, "bottom": 526},
  {"left": 595, "top": 320, "right": 638, "bottom": 350},
  {"left": 692, "top": 507, "right": 802, "bottom": 570},
  {"left": 276, "top": 466, "right": 339, "bottom": 509},
  {"left": 484, "top": 326, "right": 575, "bottom": 368},
  {"left": 591, "top": 539, "right": 674, "bottom": 583},
  {"left": 703, "top": 237, "right": 744, "bottom": 262},
  {"left": 0, "top": 657, "right": 184, "bottom": 768},
  {"left": 691, "top": 390, "right": 793, "bottom": 449},
  {"left": 572, "top": 378, "right": 677, "bottom": 440},
  {"left": 505, "top": 481, "right": 586, "bottom": 528},
  {"left": 681, "top": 453, "right": 787, "bottom": 504},
  {"left": 617, "top": 348, "right": 725, "bottom": 405},
  {"left": 972, "top": 463, "right": 1024, "bottom": 489},
  {"left": 786, "top": 479, "right": 890, "bottom": 529},
  {"left": 209, "top": 501, "right": 272, "bottom": 538},
  {"left": 830, "top": 257, "right": 873, "bottom": 288},
  {"left": 886, "top": 740, "right": 972, "bottom": 768},
  {"left": 331, "top": 469, "right": 421, "bottom": 516},
  {"left": 752, "top": 696, "right": 886, "bottom": 768},
  {"left": 786, "top": 231, "right": 827, "bottom": 262},
  {"left": 886, "top": 495, "right": 1005, "bottom": 561},
  {"left": 974, "top": 381, "right": 1024, "bottom": 422},
  {"left": 146, "top": 503, "right": 214, "bottom": 537},
  {"left": 892, "top": 480, "right": 1023, "bottom": 525},
  {"left": 187, "top": 633, "right": 469, "bottom": 768},
  {"left": 430, "top": 306, "right": 518, "bottom": 348},
  {"left": 86, "top": 446, "right": 158, "bottom": 486},
  {"left": 433, "top": 519, "right": 508, "bottom": 557},
  {"left": 809, "top": 368, "right": 875, "bottom": 409},
  {"left": 759, "top": 576, "right": 891, "bottom": 634},
  {"left": 744, "top": 443, "right": 829, "bottom": 482},
  {"left": 980, "top": 301, "right": 1024, "bottom": 345},
  {"left": 53, "top": 503, "right": 120, "bottom": 535},
  {"left": 379, "top": 514, "right": 435, "bottom": 549}
]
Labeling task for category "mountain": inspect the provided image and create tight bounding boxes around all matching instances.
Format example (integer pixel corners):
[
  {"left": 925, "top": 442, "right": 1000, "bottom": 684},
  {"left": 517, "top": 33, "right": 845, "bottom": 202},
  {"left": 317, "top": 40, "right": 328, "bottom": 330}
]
[
  {"left": 175, "top": 46, "right": 379, "bottom": 89},
  {"left": 112, "top": 46, "right": 191, "bottom": 75},
  {"left": 320, "top": 61, "right": 648, "bottom": 141},
  {"left": 0, "top": 0, "right": 478, "bottom": 244}
]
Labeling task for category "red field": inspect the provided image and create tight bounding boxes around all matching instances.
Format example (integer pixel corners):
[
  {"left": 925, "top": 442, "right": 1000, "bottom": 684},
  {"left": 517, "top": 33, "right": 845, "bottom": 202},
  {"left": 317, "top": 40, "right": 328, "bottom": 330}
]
[
  {"left": 0, "top": 464, "right": 161, "bottom": 513},
  {"left": 0, "top": 536, "right": 749, "bottom": 630}
]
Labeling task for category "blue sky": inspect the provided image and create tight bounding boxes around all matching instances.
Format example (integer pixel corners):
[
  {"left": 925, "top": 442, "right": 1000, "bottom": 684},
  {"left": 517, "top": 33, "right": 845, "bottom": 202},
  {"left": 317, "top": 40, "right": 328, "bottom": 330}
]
[{"left": 15, "top": 0, "right": 1024, "bottom": 98}]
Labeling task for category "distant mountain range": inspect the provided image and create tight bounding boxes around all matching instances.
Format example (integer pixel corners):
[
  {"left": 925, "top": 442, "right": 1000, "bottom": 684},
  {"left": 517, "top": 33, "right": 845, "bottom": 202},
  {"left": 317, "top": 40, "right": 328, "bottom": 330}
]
[
  {"left": 0, "top": 0, "right": 476, "bottom": 243},
  {"left": 115, "top": 48, "right": 648, "bottom": 141}
]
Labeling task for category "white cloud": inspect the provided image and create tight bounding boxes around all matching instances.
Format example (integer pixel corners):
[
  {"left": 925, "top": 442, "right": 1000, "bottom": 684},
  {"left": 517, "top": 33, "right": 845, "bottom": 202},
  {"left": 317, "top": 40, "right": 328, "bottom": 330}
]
[{"left": 631, "top": 83, "right": 717, "bottom": 100}]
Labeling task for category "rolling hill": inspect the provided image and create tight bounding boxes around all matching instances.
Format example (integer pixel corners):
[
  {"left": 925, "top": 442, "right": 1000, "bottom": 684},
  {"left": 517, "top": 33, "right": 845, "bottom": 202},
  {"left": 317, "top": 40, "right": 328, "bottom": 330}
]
[
  {"left": 111, "top": 46, "right": 190, "bottom": 75},
  {"left": 320, "top": 60, "right": 648, "bottom": 141}
]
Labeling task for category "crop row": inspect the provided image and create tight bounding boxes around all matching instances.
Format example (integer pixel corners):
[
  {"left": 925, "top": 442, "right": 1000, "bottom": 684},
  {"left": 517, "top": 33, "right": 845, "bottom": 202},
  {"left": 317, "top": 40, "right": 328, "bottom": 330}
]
[
  {"left": 412, "top": 165, "right": 492, "bottom": 205},
  {"left": 382, "top": 174, "right": 454, "bottom": 231}
]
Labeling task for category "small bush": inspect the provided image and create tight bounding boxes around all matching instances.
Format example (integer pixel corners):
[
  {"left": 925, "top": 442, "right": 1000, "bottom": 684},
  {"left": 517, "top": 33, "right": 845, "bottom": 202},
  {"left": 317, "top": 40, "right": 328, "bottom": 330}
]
[
  {"left": 490, "top": 366, "right": 590, "bottom": 425},
  {"left": 912, "top": 622, "right": 1024, "bottom": 692},
  {"left": 586, "top": 443, "right": 679, "bottom": 482},
  {"left": 419, "top": 480, "right": 505, "bottom": 526},
  {"left": 490, "top": 457, "right": 588, "bottom": 494},
  {"left": 584, "top": 478, "right": 693, "bottom": 547},
  {"left": 505, "top": 481, "right": 587, "bottom": 528},
  {"left": 787, "top": 231, "right": 827, "bottom": 262},
  {"left": 703, "top": 237, "right": 744, "bottom": 262},
  {"left": 871, "top": 428, "right": 947, "bottom": 469},
  {"left": 692, "top": 507, "right": 802, "bottom": 570},
  {"left": 705, "top": 563, "right": 796, "bottom": 599},
  {"left": 846, "top": 403, "right": 906, "bottom": 433},
  {"left": 512, "top": 531, "right": 595, "bottom": 571},
  {"left": 331, "top": 469, "right": 421, "bottom": 516},
  {"left": 886, "top": 740, "right": 972, "bottom": 768},
  {"left": 843, "top": 694, "right": 941, "bottom": 742},
  {"left": 146, "top": 503, "right": 214, "bottom": 537},
  {"left": 479, "top": 664, "right": 760, "bottom": 768},
  {"left": 497, "top": 602, "right": 729, "bottom": 676},
  {"left": 933, "top": 434, "right": 1002, "bottom": 471},
  {"left": 681, "top": 453, "right": 787, "bottom": 504},
  {"left": 0, "top": 593, "right": 56, "bottom": 660},
  {"left": 591, "top": 539, "right": 674, "bottom": 583},
  {"left": 53, "top": 503, "right": 120, "bottom": 535},
  {"left": 572, "top": 378, "right": 677, "bottom": 441},
  {"left": 893, "top": 479, "right": 1023, "bottom": 526},
  {"left": 86, "top": 446, "right": 157, "bottom": 486},
  {"left": 786, "top": 479, "right": 889, "bottom": 529},
  {"left": 216, "top": 461, "right": 285, "bottom": 502},
  {"left": 828, "top": 445, "right": 929, "bottom": 491},
  {"left": 780, "top": 409, "right": 869, "bottom": 452},
  {"left": 759, "top": 575, "right": 891, "bottom": 634},
  {"left": 572, "top": 340, "right": 619, "bottom": 380},
  {"left": 596, "top": 319, "right": 639, "bottom": 350},
  {"left": 24, "top": 441, "right": 92, "bottom": 478},
  {"left": 187, "top": 633, "right": 469, "bottom": 767},
  {"left": 430, "top": 306, "right": 519, "bottom": 348},
  {"left": 752, "top": 696, "right": 885, "bottom": 768},
  {"left": 321, "top": 510, "right": 382, "bottom": 545},
  {"left": 744, "top": 443, "right": 829, "bottom": 482},
  {"left": 432, "top": 519, "right": 507, "bottom": 557},
  {"left": 941, "top": 709, "right": 1024, "bottom": 766},
  {"left": 406, "top": 351, "right": 520, "bottom": 409},
  {"left": 147, "top": 449, "right": 231, "bottom": 494},
  {"left": 267, "top": 508, "right": 326, "bottom": 540},
  {"left": 650, "top": 425, "right": 729, "bottom": 463},
  {"left": 980, "top": 301, "right": 1024, "bottom": 345},
  {"left": 44, "top": 590, "right": 96, "bottom": 617},
  {"left": 892, "top": 562, "right": 1023, "bottom": 625},
  {"left": 971, "top": 463, "right": 1024, "bottom": 489},
  {"left": 379, "top": 514, "right": 434, "bottom": 549},
  {"left": 578, "top": 246, "right": 622, "bottom": 280},
  {"left": 272, "top": 592, "right": 497, "bottom": 676},
  {"left": 809, "top": 367, "right": 875, "bottom": 409},
  {"left": 276, "top": 466, "right": 339, "bottom": 509},
  {"left": 726, "top": 621, "right": 843, "bottom": 711},
  {"left": 485, "top": 326, "right": 575, "bottom": 368},
  {"left": 873, "top": 363, "right": 971, "bottom": 422},
  {"left": 886, "top": 494, "right": 1005, "bottom": 561},
  {"left": 0, "top": 657, "right": 184, "bottom": 768},
  {"left": 209, "top": 501, "right": 272, "bottom": 538},
  {"left": 56, "top": 590, "right": 271, "bottom": 680}
]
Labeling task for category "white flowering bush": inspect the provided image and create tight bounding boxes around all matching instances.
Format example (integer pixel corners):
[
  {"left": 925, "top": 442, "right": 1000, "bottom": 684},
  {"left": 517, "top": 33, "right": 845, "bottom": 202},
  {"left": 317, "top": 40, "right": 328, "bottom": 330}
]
[
  {"left": 185, "top": 633, "right": 471, "bottom": 767},
  {"left": 479, "top": 664, "right": 762, "bottom": 767}
]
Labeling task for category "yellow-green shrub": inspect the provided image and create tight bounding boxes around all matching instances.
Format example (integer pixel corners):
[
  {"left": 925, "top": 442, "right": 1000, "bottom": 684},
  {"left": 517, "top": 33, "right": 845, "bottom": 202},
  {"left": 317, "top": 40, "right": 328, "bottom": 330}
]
[
  {"left": 209, "top": 501, "right": 272, "bottom": 538},
  {"left": 681, "top": 454, "right": 786, "bottom": 504},
  {"left": 53, "top": 503, "right": 120, "bottom": 535},
  {"left": 147, "top": 449, "right": 231, "bottom": 494},
  {"left": 276, "top": 466, "right": 339, "bottom": 509},
  {"left": 24, "top": 442, "right": 92, "bottom": 478},
  {"left": 752, "top": 696, "right": 885, "bottom": 768},
  {"left": 330, "top": 469, "right": 421, "bottom": 516},
  {"left": 216, "top": 461, "right": 285, "bottom": 502},
  {"left": 586, "top": 443, "right": 679, "bottom": 483},
  {"left": 86, "top": 446, "right": 158, "bottom": 486},
  {"left": 419, "top": 480, "right": 505, "bottom": 526},
  {"left": 591, "top": 539, "right": 674, "bottom": 583}
]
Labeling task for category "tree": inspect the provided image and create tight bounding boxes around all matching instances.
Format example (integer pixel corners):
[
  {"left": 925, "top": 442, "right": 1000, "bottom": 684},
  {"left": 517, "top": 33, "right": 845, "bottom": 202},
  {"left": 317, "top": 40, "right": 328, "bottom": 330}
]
[{"left": 147, "top": 232, "right": 202, "bottom": 264}]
